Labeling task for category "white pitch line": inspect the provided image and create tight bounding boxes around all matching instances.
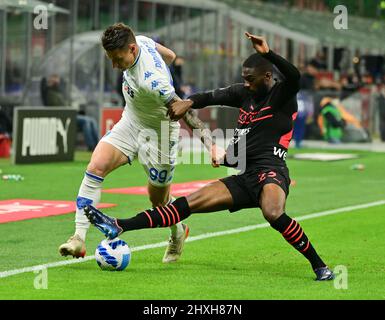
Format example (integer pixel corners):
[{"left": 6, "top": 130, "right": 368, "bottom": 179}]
[{"left": 1, "top": 199, "right": 384, "bottom": 279}]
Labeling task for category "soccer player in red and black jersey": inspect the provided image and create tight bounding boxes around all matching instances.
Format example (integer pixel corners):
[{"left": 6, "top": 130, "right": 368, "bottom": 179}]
[{"left": 85, "top": 32, "right": 334, "bottom": 281}]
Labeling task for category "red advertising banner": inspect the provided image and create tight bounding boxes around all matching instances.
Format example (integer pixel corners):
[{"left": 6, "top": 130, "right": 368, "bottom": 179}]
[
  {"left": 100, "top": 108, "right": 124, "bottom": 137},
  {"left": 0, "top": 199, "right": 116, "bottom": 224}
]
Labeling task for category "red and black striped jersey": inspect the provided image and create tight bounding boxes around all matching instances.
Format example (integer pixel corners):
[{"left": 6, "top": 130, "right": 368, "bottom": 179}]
[{"left": 188, "top": 50, "right": 300, "bottom": 169}]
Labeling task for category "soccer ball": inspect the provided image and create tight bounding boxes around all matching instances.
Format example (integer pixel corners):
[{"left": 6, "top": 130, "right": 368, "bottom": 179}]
[{"left": 95, "top": 238, "right": 131, "bottom": 271}]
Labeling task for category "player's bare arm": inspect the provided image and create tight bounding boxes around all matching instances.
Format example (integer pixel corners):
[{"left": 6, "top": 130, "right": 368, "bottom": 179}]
[
  {"left": 166, "top": 96, "right": 225, "bottom": 167},
  {"left": 155, "top": 43, "right": 176, "bottom": 66},
  {"left": 167, "top": 86, "right": 244, "bottom": 167},
  {"left": 168, "top": 87, "right": 240, "bottom": 120},
  {"left": 183, "top": 109, "right": 226, "bottom": 168},
  {"left": 245, "top": 32, "right": 270, "bottom": 54}
]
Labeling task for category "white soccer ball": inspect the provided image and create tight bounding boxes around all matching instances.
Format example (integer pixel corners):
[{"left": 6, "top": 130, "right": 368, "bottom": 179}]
[{"left": 95, "top": 238, "right": 131, "bottom": 271}]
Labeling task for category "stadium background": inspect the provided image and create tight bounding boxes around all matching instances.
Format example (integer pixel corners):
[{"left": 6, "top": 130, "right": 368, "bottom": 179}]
[{"left": 0, "top": 0, "right": 385, "bottom": 301}]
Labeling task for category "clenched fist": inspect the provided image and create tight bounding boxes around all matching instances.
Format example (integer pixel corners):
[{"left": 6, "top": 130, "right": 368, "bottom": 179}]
[{"left": 167, "top": 99, "right": 194, "bottom": 121}]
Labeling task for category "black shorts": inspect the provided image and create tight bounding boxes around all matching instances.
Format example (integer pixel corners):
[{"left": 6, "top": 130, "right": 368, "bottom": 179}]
[{"left": 220, "top": 166, "right": 291, "bottom": 212}]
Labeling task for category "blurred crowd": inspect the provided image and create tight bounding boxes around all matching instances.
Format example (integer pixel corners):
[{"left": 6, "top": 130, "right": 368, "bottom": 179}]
[
  {"left": 1, "top": 48, "right": 385, "bottom": 156},
  {"left": 294, "top": 50, "right": 385, "bottom": 146}
]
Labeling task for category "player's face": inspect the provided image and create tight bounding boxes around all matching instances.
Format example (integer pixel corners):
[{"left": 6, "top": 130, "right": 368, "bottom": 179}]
[
  {"left": 106, "top": 45, "right": 136, "bottom": 71},
  {"left": 242, "top": 67, "right": 272, "bottom": 94}
]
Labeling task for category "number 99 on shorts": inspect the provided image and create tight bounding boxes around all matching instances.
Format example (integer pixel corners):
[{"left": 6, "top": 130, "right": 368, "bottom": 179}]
[{"left": 148, "top": 167, "right": 174, "bottom": 185}]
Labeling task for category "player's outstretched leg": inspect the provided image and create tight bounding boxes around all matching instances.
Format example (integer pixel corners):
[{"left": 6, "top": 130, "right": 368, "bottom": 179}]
[
  {"left": 85, "top": 197, "right": 192, "bottom": 239},
  {"left": 85, "top": 180, "right": 233, "bottom": 238},
  {"left": 260, "top": 184, "right": 335, "bottom": 281},
  {"left": 85, "top": 181, "right": 233, "bottom": 262}
]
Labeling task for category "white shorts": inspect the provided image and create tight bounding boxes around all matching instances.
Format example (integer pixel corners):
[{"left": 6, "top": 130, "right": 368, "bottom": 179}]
[{"left": 101, "top": 115, "right": 179, "bottom": 187}]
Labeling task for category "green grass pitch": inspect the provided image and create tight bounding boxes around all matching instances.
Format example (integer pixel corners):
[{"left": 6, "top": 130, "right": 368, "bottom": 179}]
[{"left": 0, "top": 149, "right": 385, "bottom": 300}]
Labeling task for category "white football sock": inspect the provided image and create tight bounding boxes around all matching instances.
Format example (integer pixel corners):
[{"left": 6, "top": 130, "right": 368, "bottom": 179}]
[{"left": 75, "top": 171, "right": 104, "bottom": 241}]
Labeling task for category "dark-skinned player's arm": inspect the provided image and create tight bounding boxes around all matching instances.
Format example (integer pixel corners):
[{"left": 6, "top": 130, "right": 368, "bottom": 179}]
[
  {"left": 166, "top": 95, "right": 226, "bottom": 167},
  {"left": 167, "top": 84, "right": 242, "bottom": 120},
  {"left": 245, "top": 32, "right": 301, "bottom": 98},
  {"left": 167, "top": 84, "right": 243, "bottom": 166}
]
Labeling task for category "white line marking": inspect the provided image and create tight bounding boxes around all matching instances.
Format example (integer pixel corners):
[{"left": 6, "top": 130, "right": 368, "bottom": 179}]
[{"left": 1, "top": 200, "right": 384, "bottom": 279}]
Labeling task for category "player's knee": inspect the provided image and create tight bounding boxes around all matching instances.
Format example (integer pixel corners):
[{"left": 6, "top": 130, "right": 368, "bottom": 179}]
[
  {"left": 261, "top": 204, "right": 284, "bottom": 223},
  {"left": 86, "top": 161, "right": 108, "bottom": 178},
  {"left": 185, "top": 189, "right": 209, "bottom": 212}
]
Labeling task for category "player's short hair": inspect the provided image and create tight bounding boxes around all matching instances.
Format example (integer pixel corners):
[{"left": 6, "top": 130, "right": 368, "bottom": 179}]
[
  {"left": 243, "top": 53, "right": 273, "bottom": 74},
  {"left": 102, "top": 23, "right": 136, "bottom": 51}
]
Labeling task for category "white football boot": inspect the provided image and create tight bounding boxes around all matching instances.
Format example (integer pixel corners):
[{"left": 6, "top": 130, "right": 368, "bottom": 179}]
[
  {"left": 59, "top": 234, "right": 86, "bottom": 258},
  {"left": 162, "top": 224, "right": 189, "bottom": 263}
]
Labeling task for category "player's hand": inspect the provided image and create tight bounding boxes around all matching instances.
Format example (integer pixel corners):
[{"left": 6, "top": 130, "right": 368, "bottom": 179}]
[
  {"left": 167, "top": 99, "right": 194, "bottom": 121},
  {"left": 245, "top": 32, "right": 270, "bottom": 54},
  {"left": 211, "top": 144, "right": 226, "bottom": 168}
]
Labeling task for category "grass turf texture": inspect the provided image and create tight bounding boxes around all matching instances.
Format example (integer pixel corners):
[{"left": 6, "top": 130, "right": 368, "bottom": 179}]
[{"left": 0, "top": 149, "right": 384, "bottom": 299}]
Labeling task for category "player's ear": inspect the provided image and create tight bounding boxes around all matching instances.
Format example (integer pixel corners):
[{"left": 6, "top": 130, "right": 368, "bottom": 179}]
[
  {"left": 265, "top": 72, "right": 272, "bottom": 80},
  {"left": 128, "top": 43, "right": 136, "bottom": 54}
]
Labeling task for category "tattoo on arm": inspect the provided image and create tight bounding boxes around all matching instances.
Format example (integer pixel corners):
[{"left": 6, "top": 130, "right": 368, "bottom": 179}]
[
  {"left": 183, "top": 109, "right": 214, "bottom": 152},
  {"left": 166, "top": 94, "right": 214, "bottom": 151}
]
